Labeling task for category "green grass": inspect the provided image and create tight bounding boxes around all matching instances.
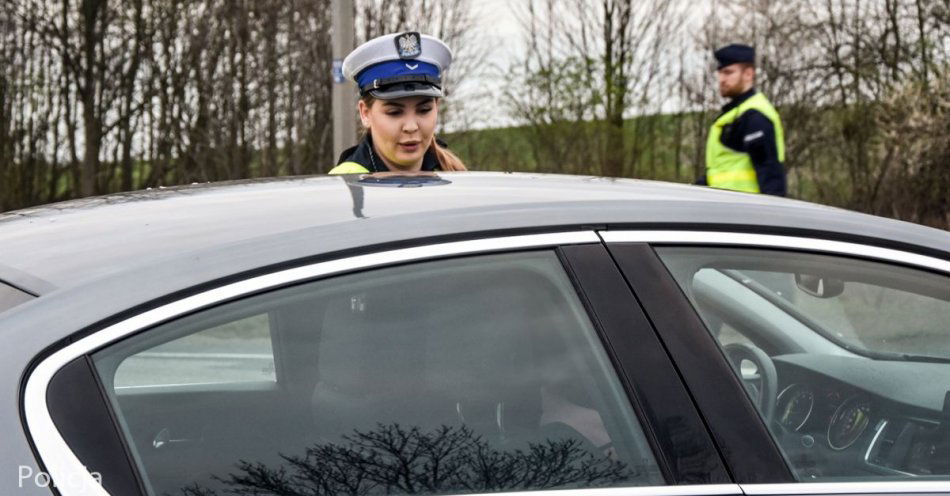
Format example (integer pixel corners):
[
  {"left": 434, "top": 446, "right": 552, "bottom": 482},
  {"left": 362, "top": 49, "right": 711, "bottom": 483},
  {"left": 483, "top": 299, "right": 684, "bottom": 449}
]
[{"left": 443, "top": 112, "right": 709, "bottom": 184}]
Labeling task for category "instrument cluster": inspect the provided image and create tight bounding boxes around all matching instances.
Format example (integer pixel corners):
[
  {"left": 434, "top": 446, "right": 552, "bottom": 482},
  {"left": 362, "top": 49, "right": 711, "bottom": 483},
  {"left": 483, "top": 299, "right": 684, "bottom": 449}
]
[{"left": 776, "top": 383, "right": 874, "bottom": 451}]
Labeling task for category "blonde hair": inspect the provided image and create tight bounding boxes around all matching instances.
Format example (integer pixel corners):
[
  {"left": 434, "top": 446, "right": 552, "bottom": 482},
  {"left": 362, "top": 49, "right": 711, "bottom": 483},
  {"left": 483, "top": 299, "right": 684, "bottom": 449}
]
[{"left": 360, "top": 95, "right": 467, "bottom": 171}]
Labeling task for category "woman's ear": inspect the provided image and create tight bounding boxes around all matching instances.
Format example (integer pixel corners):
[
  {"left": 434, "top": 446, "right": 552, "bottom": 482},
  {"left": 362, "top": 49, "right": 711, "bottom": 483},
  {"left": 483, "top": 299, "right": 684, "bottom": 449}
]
[{"left": 357, "top": 100, "right": 371, "bottom": 128}]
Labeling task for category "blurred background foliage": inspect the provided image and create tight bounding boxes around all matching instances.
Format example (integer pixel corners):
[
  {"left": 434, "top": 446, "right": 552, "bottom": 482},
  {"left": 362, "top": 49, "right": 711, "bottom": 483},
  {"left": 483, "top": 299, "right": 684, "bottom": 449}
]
[{"left": 0, "top": 0, "right": 947, "bottom": 227}]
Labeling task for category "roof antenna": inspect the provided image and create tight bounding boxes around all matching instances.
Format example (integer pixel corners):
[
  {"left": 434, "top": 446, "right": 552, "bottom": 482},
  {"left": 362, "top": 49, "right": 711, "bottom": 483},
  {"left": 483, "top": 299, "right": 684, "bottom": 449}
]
[{"left": 342, "top": 175, "right": 366, "bottom": 219}]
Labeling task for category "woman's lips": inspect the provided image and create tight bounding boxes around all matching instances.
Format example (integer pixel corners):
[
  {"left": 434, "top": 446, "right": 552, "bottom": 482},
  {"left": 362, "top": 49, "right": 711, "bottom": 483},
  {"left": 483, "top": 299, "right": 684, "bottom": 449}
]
[{"left": 398, "top": 141, "right": 420, "bottom": 153}]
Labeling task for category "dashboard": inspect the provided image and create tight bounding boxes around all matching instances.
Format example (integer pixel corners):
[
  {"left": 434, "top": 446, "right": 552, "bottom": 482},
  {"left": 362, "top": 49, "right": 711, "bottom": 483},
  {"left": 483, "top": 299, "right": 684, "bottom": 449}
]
[{"left": 772, "top": 354, "right": 950, "bottom": 479}]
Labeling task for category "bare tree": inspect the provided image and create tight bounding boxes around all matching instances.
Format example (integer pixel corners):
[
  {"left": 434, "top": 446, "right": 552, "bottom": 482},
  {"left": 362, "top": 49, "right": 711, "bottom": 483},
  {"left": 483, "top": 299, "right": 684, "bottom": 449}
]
[
  {"left": 13, "top": 0, "right": 152, "bottom": 197},
  {"left": 503, "top": 0, "right": 688, "bottom": 177},
  {"left": 0, "top": 0, "right": 338, "bottom": 211}
]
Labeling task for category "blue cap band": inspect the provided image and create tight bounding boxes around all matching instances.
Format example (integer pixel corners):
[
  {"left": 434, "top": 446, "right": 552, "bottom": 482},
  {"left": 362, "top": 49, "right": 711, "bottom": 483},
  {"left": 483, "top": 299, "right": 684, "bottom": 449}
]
[{"left": 356, "top": 60, "right": 441, "bottom": 90}]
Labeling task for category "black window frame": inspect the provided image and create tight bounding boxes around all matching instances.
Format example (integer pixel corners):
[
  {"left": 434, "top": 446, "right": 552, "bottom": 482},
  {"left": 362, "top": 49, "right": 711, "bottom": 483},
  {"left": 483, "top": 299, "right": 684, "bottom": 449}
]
[
  {"left": 558, "top": 244, "right": 733, "bottom": 484},
  {"left": 606, "top": 241, "right": 795, "bottom": 483}
]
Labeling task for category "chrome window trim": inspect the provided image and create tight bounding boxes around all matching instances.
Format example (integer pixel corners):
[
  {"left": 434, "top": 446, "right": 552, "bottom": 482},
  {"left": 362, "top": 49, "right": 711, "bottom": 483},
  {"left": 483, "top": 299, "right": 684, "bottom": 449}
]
[
  {"left": 23, "top": 231, "right": 601, "bottom": 496},
  {"left": 459, "top": 486, "right": 743, "bottom": 496},
  {"left": 742, "top": 481, "right": 950, "bottom": 494},
  {"left": 599, "top": 231, "right": 950, "bottom": 275}
]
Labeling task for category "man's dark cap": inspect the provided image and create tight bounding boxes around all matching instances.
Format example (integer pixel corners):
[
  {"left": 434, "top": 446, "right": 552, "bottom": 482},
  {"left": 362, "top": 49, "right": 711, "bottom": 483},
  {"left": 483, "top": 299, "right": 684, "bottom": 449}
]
[{"left": 714, "top": 44, "right": 755, "bottom": 69}]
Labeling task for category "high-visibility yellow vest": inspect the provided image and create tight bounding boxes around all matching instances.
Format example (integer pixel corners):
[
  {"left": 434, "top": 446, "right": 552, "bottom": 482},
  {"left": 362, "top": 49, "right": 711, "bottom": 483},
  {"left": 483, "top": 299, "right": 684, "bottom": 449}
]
[
  {"left": 705, "top": 92, "right": 785, "bottom": 193},
  {"left": 328, "top": 162, "right": 371, "bottom": 175}
]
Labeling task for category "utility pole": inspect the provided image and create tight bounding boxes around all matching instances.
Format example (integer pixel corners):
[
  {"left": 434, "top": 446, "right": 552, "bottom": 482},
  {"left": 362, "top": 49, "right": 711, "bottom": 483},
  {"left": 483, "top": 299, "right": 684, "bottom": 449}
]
[{"left": 332, "top": 0, "right": 357, "bottom": 164}]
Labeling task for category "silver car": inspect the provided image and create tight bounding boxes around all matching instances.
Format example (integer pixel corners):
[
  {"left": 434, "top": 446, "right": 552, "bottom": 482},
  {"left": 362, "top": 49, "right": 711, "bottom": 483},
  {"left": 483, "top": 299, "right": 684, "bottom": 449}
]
[{"left": 2, "top": 172, "right": 950, "bottom": 496}]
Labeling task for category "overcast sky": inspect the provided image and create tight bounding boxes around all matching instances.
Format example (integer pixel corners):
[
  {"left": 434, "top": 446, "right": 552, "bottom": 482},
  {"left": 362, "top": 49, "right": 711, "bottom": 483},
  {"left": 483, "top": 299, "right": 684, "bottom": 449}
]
[
  {"left": 475, "top": 0, "right": 525, "bottom": 52},
  {"left": 443, "top": 0, "right": 526, "bottom": 130}
]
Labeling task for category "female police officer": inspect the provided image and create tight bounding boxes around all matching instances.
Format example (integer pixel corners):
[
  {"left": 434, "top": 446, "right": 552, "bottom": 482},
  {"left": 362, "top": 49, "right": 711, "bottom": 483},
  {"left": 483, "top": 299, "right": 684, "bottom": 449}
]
[{"left": 329, "top": 32, "right": 467, "bottom": 174}]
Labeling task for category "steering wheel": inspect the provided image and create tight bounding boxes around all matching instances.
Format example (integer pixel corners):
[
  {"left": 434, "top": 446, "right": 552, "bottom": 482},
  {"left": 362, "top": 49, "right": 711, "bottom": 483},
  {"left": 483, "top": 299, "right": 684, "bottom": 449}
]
[{"left": 723, "top": 342, "right": 777, "bottom": 423}]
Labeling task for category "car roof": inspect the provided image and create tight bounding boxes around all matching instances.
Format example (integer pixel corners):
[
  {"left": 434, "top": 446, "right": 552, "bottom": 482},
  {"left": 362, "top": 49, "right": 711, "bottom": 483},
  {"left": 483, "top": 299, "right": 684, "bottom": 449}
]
[{"left": 0, "top": 172, "right": 947, "bottom": 295}]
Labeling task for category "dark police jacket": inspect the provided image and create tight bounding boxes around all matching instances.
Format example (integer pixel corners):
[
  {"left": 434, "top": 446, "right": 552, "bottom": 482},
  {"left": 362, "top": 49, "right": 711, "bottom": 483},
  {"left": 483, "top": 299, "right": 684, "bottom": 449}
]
[
  {"left": 331, "top": 133, "right": 442, "bottom": 174},
  {"left": 699, "top": 89, "right": 787, "bottom": 196}
]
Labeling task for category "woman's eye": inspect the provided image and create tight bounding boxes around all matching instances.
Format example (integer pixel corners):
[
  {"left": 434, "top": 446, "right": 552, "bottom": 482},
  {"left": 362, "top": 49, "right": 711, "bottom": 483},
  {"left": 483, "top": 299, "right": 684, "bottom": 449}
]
[
  {"left": 417, "top": 107, "right": 432, "bottom": 114},
  {"left": 386, "top": 110, "right": 403, "bottom": 116}
]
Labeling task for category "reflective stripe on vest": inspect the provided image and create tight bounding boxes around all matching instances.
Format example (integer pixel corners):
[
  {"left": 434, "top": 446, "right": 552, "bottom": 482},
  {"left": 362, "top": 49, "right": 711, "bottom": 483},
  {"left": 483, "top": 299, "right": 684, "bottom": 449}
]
[
  {"left": 705, "top": 92, "right": 785, "bottom": 194},
  {"left": 328, "top": 162, "right": 371, "bottom": 175}
]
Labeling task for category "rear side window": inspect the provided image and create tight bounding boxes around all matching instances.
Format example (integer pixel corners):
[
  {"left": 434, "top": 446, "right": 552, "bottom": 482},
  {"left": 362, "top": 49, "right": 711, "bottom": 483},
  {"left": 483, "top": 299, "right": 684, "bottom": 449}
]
[{"left": 91, "top": 252, "right": 663, "bottom": 495}]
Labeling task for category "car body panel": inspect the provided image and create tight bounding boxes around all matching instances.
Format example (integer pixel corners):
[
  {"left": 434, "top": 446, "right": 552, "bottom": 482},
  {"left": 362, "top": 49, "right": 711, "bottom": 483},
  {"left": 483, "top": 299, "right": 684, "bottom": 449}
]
[{"left": 2, "top": 173, "right": 950, "bottom": 495}]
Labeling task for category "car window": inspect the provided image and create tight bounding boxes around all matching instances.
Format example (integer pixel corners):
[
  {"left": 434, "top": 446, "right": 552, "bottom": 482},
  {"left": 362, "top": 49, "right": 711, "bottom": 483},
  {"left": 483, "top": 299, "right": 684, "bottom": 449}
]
[
  {"left": 657, "top": 246, "right": 950, "bottom": 482},
  {"left": 737, "top": 269, "right": 950, "bottom": 359},
  {"left": 113, "top": 313, "right": 275, "bottom": 388},
  {"left": 91, "top": 251, "right": 663, "bottom": 495}
]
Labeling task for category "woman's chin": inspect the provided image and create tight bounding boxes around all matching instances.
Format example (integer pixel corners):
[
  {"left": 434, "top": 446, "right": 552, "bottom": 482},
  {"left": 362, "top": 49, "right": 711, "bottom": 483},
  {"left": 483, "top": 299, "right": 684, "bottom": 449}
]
[{"left": 391, "top": 154, "right": 424, "bottom": 168}]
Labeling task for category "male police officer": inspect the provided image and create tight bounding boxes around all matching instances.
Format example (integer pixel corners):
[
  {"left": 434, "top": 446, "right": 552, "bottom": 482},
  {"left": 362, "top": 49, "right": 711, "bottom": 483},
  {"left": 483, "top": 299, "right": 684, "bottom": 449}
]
[{"left": 700, "top": 44, "right": 787, "bottom": 196}]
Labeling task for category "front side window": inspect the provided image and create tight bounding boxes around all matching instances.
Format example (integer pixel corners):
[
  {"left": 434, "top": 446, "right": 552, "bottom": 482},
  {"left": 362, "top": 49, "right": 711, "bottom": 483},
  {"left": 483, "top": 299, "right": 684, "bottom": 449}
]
[
  {"left": 657, "top": 247, "right": 950, "bottom": 482},
  {"left": 92, "top": 251, "right": 663, "bottom": 495}
]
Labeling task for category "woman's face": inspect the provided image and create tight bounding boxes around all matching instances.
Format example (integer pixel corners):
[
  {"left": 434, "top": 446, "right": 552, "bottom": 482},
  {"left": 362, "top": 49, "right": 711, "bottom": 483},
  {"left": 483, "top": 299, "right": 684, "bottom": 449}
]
[{"left": 359, "top": 96, "right": 438, "bottom": 171}]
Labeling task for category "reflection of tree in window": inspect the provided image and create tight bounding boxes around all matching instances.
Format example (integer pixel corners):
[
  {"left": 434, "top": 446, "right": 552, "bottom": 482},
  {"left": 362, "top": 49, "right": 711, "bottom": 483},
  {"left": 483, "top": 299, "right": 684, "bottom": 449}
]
[{"left": 177, "top": 423, "right": 636, "bottom": 496}]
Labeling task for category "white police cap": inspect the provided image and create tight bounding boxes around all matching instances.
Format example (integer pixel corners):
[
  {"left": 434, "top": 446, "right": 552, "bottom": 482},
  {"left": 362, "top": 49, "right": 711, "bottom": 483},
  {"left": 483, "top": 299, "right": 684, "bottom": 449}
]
[{"left": 343, "top": 32, "right": 453, "bottom": 100}]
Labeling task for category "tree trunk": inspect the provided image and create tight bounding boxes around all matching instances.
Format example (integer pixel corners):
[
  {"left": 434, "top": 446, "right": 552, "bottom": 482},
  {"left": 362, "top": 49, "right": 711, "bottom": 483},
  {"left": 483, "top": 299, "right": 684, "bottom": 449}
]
[
  {"left": 81, "top": 99, "right": 100, "bottom": 196},
  {"left": 79, "top": 0, "right": 105, "bottom": 197}
]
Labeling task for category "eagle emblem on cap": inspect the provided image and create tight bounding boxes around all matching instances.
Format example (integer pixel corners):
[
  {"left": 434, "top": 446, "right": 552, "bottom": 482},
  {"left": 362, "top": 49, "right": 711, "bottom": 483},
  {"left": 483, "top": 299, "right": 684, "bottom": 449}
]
[{"left": 396, "top": 32, "right": 421, "bottom": 59}]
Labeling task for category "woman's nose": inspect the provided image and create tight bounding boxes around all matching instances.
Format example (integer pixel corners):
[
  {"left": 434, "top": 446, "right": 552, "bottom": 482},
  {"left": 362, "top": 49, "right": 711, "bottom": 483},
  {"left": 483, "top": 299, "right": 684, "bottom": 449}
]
[{"left": 403, "top": 119, "right": 419, "bottom": 133}]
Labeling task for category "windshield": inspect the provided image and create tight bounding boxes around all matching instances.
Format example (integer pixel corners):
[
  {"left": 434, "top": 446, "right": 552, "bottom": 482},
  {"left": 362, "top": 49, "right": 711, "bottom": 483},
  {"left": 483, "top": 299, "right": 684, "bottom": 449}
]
[
  {"left": 658, "top": 247, "right": 950, "bottom": 362},
  {"left": 732, "top": 269, "right": 950, "bottom": 361}
]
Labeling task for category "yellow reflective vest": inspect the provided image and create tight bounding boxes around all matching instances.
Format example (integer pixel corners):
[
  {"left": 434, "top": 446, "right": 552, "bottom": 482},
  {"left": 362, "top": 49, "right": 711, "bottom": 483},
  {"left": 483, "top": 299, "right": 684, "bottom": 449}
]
[
  {"left": 328, "top": 161, "right": 371, "bottom": 175},
  {"left": 705, "top": 92, "right": 785, "bottom": 193}
]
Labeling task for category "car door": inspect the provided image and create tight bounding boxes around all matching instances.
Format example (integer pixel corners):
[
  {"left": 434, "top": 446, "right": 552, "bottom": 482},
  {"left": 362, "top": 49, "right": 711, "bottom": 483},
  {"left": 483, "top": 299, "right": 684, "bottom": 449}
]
[
  {"left": 605, "top": 230, "right": 950, "bottom": 496},
  {"left": 28, "top": 232, "right": 738, "bottom": 496}
]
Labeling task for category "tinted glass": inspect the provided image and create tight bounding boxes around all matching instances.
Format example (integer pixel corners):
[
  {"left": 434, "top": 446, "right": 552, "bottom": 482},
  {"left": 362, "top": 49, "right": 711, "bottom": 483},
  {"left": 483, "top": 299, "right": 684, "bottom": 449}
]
[
  {"left": 739, "top": 269, "right": 950, "bottom": 359},
  {"left": 114, "top": 314, "right": 275, "bottom": 388},
  {"left": 93, "top": 252, "right": 663, "bottom": 495},
  {"left": 657, "top": 247, "right": 950, "bottom": 482}
]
